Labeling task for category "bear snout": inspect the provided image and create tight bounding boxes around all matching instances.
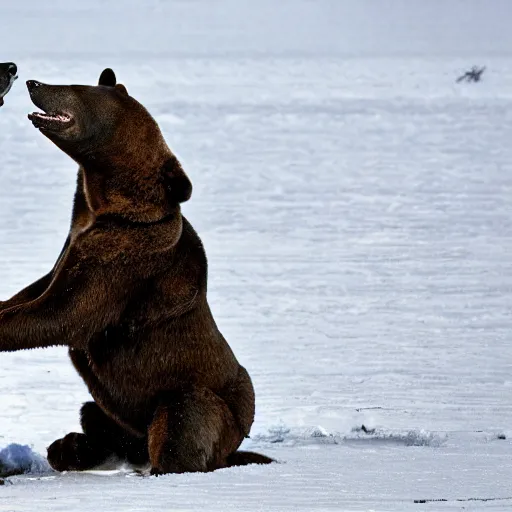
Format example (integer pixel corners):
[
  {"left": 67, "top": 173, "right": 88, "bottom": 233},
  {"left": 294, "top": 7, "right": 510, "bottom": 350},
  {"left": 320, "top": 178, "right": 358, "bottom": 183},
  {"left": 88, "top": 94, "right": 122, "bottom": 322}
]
[{"left": 26, "top": 80, "right": 44, "bottom": 93}]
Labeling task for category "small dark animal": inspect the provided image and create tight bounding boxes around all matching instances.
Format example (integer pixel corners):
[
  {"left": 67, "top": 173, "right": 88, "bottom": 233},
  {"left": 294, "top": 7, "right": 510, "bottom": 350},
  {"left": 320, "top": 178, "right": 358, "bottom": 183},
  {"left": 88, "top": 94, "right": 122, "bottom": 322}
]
[
  {"left": 0, "top": 62, "right": 17, "bottom": 106},
  {"left": 0, "top": 68, "right": 272, "bottom": 475},
  {"left": 456, "top": 66, "right": 486, "bottom": 83}
]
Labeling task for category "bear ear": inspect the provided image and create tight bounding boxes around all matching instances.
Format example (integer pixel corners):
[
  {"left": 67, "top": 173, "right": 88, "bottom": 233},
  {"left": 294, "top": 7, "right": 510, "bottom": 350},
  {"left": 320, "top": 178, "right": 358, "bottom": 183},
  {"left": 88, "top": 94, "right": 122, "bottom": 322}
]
[
  {"left": 162, "top": 155, "right": 192, "bottom": 204},
  {"left": 98, "top": 68, "right": 117, "bottom": 87},
  {"left": 115, "top": 83, "right": 129, "bottom": 96}
]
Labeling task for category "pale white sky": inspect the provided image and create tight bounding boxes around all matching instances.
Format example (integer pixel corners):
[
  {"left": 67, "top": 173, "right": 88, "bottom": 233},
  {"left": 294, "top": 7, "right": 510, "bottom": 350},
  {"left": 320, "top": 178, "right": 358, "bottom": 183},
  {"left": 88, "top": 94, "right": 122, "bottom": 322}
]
[{"left": 2, "top": 0, "right": 511, "bottom": 58}]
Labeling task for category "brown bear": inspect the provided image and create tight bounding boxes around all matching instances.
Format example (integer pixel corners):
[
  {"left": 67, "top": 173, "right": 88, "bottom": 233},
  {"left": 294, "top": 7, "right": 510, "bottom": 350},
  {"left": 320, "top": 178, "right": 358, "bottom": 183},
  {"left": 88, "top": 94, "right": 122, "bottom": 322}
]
[
  {"left": 0, "top": 62, "right": 17, "bottom": 106},
  {"left": 0, "top": 69, "right": 272, "bottom": 474}
]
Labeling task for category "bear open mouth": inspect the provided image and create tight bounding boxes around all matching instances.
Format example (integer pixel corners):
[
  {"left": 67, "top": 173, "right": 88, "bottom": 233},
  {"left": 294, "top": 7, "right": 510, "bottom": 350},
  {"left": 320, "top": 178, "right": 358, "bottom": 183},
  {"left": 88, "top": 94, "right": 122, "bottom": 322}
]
[{"left": 28, "top": 111, "right": 73, "bottom": 131}]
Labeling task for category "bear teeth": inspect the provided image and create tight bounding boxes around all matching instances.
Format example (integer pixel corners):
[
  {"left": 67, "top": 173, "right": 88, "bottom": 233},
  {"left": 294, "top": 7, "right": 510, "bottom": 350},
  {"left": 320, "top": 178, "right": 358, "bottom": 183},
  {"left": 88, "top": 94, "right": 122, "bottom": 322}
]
[{"left": 32, "top": 112, "right": 71, "bottom": 122}]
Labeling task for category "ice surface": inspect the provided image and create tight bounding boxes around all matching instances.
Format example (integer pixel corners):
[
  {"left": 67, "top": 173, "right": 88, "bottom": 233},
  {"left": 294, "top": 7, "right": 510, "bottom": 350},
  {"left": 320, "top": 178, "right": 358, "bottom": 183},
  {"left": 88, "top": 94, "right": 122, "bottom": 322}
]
[{"left": 1, "top": 0, "right": 512, "bottom": 510}]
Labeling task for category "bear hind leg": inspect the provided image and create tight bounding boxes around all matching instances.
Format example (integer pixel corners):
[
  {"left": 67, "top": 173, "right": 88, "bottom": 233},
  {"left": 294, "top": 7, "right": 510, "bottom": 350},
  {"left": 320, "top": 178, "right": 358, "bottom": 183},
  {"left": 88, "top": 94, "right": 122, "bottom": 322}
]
[{"left": 148, "top": 388, "right": 242, "bottom": 475}]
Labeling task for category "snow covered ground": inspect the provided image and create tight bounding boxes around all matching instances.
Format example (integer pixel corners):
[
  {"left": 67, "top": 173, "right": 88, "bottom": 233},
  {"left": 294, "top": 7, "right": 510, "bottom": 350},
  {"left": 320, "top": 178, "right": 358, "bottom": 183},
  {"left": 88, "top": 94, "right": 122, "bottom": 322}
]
[{"left": 1, "top": 0, "right": 512, "bottom": 510}]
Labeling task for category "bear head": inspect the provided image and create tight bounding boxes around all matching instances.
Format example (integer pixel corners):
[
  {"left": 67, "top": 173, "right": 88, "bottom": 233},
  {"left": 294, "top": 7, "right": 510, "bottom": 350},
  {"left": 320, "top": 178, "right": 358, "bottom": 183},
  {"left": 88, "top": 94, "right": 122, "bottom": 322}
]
[{"left": 27, "top": 69, "right": 191, "bottom": 221}]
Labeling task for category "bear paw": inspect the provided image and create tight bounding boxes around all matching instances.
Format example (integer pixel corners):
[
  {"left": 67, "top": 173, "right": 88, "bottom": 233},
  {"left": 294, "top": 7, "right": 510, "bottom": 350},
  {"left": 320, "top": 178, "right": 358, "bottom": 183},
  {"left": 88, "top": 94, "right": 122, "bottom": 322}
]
[{"left": 47, "top": 433, "right": 111, "bottom": 472}]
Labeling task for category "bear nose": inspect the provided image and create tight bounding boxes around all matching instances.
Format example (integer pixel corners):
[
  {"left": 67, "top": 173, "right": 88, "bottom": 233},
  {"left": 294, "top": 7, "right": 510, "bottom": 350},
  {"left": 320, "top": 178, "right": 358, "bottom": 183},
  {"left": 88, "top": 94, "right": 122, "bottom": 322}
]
[
  {"left": 26, "top": 80, "right": 42, "bottom": 91},
  {"left": 7, "top": 63, "right": 17, "bottom": 76}
]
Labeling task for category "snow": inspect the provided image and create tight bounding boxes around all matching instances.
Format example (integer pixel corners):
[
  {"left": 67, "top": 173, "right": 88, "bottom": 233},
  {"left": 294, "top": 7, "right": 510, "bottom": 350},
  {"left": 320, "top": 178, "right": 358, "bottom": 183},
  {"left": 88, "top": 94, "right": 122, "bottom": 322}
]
[
  {"left": 1, "top": 0, "right": 512, "bottom": 510},
  {"left": 0, "top": 444, "right": 49, "bottom": 476}
]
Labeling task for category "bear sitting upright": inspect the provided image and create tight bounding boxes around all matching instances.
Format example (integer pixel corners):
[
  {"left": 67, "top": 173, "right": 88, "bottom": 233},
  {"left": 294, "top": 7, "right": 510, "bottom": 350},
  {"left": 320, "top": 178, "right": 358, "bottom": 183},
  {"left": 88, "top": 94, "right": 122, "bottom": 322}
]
[{"left": 0, "top": 69, "right": 272, "bottom": 474}]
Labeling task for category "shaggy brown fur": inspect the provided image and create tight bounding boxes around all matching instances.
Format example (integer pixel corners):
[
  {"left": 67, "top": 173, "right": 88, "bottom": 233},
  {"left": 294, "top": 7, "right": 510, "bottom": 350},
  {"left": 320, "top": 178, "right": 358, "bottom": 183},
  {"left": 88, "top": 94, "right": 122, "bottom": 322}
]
[{"left": 0, "top": 69, "right": 272, "bottom": 474}]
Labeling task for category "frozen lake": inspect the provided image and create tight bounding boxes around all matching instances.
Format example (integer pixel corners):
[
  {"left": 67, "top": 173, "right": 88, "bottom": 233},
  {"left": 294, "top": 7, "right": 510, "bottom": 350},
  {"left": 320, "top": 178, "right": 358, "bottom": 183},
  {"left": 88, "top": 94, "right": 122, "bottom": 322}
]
[{"left": 1, "top": 1, "right": 512, "bottom": 510}]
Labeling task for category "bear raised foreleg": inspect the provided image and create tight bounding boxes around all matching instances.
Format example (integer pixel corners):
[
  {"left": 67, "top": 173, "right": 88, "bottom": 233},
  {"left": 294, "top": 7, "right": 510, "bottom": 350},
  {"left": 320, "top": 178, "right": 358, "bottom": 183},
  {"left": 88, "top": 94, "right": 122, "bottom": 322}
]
[{"left": 0, "top": 236, "right": 70, "bottom": 312}]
